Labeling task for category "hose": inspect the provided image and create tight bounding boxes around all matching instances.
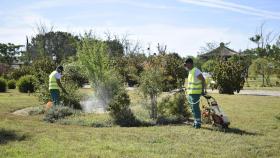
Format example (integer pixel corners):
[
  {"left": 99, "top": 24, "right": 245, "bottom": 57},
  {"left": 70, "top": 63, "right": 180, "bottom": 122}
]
[{"left": 187, "top": 96, "right": 201, "bottom": 105}]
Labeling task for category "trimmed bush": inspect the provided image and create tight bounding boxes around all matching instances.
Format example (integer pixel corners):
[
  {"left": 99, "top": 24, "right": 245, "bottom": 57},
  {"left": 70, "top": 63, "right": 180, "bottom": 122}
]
[
  {"left": 7, "top": 80, "right": 16, "bottom": 89},
  {"left": 17, "top": 75, "right": 36, "bottom": 93},
  {"left": 0, "top": 78, "right": 7, "bottom": 92},
  {"left": 44, "top": 106, "right": 74, "bottom": 123}
]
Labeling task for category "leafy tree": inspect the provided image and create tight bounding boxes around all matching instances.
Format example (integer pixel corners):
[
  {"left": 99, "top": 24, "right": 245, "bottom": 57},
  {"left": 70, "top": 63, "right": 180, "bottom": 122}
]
[
  {"left": 139, "top": 65, "right": 164, "bottom": 119},
  {"left": 78, "top": 38, "right": 110, "bottom": 83},
  {"left": 77, "top": 36, "right": 122, "bottom": 107},
  {"left": 161, "top": 53, "right": 187, "bottom": 91},
  {"left": 270, "top": 44, "right": 280, "bottom": 79},
  {"left": 105, "top": 39, "right": 124, "bottom": 57},
  {"left": 201, "top": 59, "right": 217, "bottom": 74},
  {"left": 8, "top": 66, "right": 32, "bottom": 80},
  {"left": 113, "top": 53, "right": 146, "bottom": 87},
  {"left": 26, "top": 31, "right": 79, "bottom": 63},
  {"left": 0, "top": 43, "right": 23, "bottom": 65},
  {"left": 63, "top": 62, "right": 88, "bottom": 87},
  {"left": 0, "top": 63, "right": 10, "bottom": 77},
  {"left": 249, "top": 35, "right": 261, "bottom": 48},
  {"left": 249, "top": 23, "right": 278, "bottom": 58},
  {"left": 228, "top": 55, "right": 252, "bottom": 86},
  {"left": 31, "top": 58, "right": 56, "bottom": 85},
  {"left": 249, "top": 58, "right": 274, "bottom": 86}
]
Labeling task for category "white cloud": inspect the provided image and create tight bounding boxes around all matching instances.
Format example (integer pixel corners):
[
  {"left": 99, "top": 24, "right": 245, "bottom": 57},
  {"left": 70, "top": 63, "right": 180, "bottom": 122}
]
[{"left": 179, "top": 0, "right": 280, "bottom": 20}]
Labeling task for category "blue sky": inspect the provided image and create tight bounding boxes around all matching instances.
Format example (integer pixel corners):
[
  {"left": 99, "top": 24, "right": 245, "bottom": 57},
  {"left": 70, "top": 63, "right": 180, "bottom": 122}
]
[{"left": 0, "top": 0, "right": 280, "bottom": 56}]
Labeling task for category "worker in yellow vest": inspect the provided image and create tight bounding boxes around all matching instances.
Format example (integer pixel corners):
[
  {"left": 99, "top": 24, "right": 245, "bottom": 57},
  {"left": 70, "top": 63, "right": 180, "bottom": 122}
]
[
  {"left": 49, "top": 65, "right": 67, "bottom": 106},
  {"left": 184, "top": 58, "right": 206, "bottom": 129}
]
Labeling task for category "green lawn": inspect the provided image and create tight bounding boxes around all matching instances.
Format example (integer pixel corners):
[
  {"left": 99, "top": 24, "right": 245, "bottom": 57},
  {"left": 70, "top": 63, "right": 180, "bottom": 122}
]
[
  {"left": 244, "top": 75, "right": 280, "bottom": 90},
  {"left": 0, "top": 89, "right": 280, "bottom": 158}
]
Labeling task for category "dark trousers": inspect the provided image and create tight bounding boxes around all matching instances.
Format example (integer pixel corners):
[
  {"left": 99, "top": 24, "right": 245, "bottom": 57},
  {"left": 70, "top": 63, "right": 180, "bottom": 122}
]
[
  {"left": 50, "top": 89, "right": 60, "bottom": 106},
  {"left": 188, "top": 94, "right": 201, "bottom": 126}
]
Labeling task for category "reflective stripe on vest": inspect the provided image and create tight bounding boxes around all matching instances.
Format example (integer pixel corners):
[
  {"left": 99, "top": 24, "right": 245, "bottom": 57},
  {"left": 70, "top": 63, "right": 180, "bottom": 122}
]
[
  {"left": 186, "top": 67, "right": 202, "bottom": 94},
  {"left": 49, "top": 71, "right": 59, "bottom": 90}
]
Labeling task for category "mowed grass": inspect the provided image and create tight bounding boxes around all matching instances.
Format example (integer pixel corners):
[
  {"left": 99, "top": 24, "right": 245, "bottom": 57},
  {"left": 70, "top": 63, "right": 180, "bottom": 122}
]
[
  {"left": 0, "top": 89, "right": 280, "bottom": 158},
  {"left": 244, "top": 75, "right": 280, "bottom": 90}
]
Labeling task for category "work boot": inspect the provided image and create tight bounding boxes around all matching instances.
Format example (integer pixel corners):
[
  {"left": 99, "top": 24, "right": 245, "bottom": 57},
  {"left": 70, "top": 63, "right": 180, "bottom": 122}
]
[{"left": 193, "top": 123, "right": 201, "bottom": 129}]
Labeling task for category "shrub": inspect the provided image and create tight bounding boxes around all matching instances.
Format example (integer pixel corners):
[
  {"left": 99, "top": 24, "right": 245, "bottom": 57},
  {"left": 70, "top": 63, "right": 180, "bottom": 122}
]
[
  {"left": 212, "top": 61, "right": 246, "bottom": 94},
  {"left": 158, "top": 92, "right": 190, "bottom": 119},
  {"left": 17, "top": 75, "right": 36, "bottom": 93},
  {"left": 108, "top": 89, "right": 139, "bottom": 127},
  {"left": 0, "top": 78, "right": 7, "bottom": 92},
  {"left": 7, "top": 79, "right": 16, "bottom": 89},
  {"left": 60, "top": 83, "right": 83, "bottom": 109},
  {"left": 43, "top": 106, "right": 75, "bottom": 123}
]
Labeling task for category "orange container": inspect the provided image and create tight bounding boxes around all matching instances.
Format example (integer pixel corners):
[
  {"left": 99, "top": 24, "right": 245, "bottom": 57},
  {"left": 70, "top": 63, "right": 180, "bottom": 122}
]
[{"left": 45, "top": 101, "right": 53, "bottom": 110}]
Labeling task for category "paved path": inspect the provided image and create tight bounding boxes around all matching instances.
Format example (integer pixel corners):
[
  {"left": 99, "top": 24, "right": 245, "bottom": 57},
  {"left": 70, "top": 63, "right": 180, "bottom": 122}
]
[
  {"left": 85, "top": 85, "right": 280, "bottom": 97},
  {"left": 208, "top": 89, "right": 280, "bottom": 96}
]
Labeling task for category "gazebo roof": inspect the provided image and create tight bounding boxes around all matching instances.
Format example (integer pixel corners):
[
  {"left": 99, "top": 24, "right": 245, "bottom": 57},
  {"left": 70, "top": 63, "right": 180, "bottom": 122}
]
[{"left": 199, "top": 42, "right": 239, "bottom": 58}]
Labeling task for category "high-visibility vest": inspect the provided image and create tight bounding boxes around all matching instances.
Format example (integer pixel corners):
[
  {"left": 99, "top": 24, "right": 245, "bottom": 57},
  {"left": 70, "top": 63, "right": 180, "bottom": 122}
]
[
  {"left": 186, "top": 67, "right": 202, "bottom": 94},
  {"left": 49, "top": 71, "right": 59, "bottom": 90}
]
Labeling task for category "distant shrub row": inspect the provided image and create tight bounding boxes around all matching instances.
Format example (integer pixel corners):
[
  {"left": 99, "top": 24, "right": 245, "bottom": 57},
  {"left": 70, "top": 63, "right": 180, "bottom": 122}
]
[{"left": 0, "top": 76, "right": 36, "bottom": 93}]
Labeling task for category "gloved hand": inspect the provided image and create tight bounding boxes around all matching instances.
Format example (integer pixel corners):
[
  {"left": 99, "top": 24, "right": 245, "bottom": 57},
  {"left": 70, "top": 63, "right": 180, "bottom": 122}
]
[{"left": 202, "top": 89, "right": 207, "bottom": 96}]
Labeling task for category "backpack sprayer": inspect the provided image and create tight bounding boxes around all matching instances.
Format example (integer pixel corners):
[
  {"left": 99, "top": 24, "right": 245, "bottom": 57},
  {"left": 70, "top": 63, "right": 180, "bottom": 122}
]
[{"left": 171, "top": 88, "right": 230, "bottom": 129}]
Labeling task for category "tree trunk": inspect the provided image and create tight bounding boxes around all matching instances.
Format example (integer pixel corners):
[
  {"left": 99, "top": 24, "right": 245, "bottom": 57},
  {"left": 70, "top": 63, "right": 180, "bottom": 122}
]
[
  {"left": 265, "top": 76, "right": 271, "bottom": 86},
  {"left": 262, "top": 73, "right": 265, "bottom": 86},
  {"left": 150, "top": 94, "right": 157, "bottom": 119}
]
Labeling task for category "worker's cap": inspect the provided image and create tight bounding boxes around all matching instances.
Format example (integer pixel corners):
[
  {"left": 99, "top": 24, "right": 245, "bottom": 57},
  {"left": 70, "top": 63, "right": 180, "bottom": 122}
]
[
  {"left": 185, "top": 58, "right": 193, "bottom": 64},
  {"left": 56, "top": 65, "right": 64, "bottom": 72}
]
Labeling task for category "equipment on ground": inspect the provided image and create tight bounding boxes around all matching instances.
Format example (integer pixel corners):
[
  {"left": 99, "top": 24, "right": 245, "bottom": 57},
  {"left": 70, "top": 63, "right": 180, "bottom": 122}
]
[{"left": 201, "top": 95, "right": 230, "bottom": 128}]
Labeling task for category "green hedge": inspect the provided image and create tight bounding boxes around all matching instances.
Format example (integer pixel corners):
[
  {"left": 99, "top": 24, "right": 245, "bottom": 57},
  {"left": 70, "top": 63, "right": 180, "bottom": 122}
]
[
  {"left": 0, "top": 78, "right": 7, "bottom": 92},
  {"left": 17, "top": 75, "right": 36, "bottom": 93},
  {"left": 7, "top": 79, "right": 16, "bottom": 89}
]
